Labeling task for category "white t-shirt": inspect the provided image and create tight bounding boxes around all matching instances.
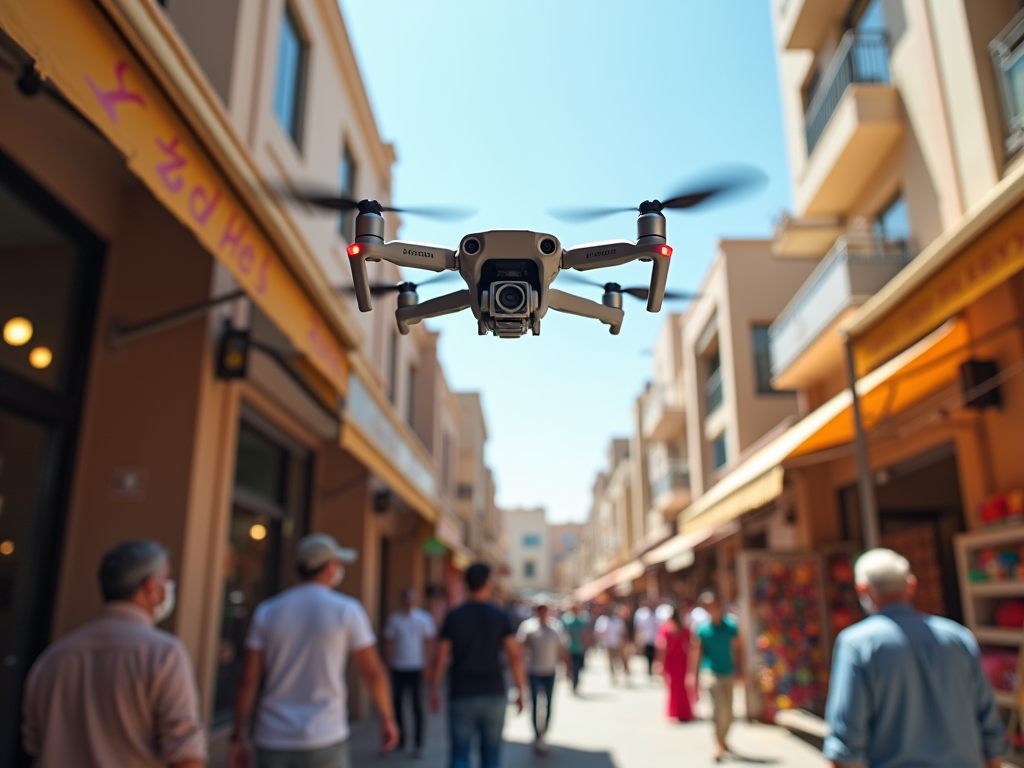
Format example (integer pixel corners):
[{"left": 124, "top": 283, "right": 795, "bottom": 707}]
[
  {"left": 383, "top": 608, "right": 437, "bottom": 671},
  {"left": 245, "top": 583, "right": 376, "bottom": 750},
  {"left": 634, "top": 607, "right": 660, "bottom": 645},
  {"left": 594, "top": 615, "right": 628, "bottom": 648},
  {"left": 516, "top": 617, "right": 568, "bottom": 675}
]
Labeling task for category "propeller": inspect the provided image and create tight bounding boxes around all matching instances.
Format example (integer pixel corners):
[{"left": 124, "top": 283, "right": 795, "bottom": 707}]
[
  {"left": 337, "top": 273, "right": 460, "bottom": 296},
  {"left": 549, "top": 165, "right": 767, "bottom": 223},
  {"left": 556, "top": 272, "right": 698, "bottom": 302},
  {"left": 276, "top": 186, "right": 475, "bottom": 222}
]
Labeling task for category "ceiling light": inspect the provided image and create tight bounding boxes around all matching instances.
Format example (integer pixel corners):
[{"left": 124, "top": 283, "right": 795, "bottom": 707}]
[
  {"left": 3, "top": 317, "right": 33, "bottom": 346},
  {"left": 29, "top": 347, "right": 52, "bottom": 369},
  {"left": 249, "top": 523, "right": 267, "bottom": 541}
]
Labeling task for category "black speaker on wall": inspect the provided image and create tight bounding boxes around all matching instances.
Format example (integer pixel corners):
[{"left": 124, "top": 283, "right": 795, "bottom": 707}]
[{"left": 960, "top": 359, "right": 1002, "bottom": 410}]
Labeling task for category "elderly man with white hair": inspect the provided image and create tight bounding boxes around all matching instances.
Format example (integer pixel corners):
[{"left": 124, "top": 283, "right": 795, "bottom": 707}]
[{"left": 824, "top": 548, "right": 1006, "bottom": 768}]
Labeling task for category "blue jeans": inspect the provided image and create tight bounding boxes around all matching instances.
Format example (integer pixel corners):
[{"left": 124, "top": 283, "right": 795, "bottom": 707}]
[
  {"left": 528, "top": 673, "right": 556, "bottom": 737},
  {"left": 448, "top": 694, "right": 507, "bottom": 768}
]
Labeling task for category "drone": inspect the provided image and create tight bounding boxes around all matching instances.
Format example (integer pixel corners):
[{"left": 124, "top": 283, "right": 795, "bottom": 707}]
[{"left": 283, "top": 168, "right": 762, "bottom": 338}]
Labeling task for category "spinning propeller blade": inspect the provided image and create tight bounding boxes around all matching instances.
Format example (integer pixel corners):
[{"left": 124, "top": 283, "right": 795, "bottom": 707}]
[
  {"left": 556, "top": 272, "right": 698, "bottom": 302},
  {"left": 276, "top": 186, "right": 475, "bottom": 221},
  {"left": 549, "top": 165, "right": 767, "bottom": 223},
  {"left": 338, "top": 273, "right": 460, "bottom": 296}
]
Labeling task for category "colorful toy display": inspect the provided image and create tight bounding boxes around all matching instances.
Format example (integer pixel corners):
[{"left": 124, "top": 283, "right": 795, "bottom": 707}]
[
  {"left": 981, "top": 646, "right": 1018, "bottom": 692},
  {"left": 979, "top": 489, "right": 1024, "bottom": 527},
  {"left": 744, "top": 555, "right": 829, "bottom": 723},
  {"left": 970, "top": 545, "right": 1024, "bottom": 583},
  {"left": 825, "top": 551, "right": 863, "bottom": 635},
  {"left": 995, "top": 599, "right": 1024, "bottom": 629}
]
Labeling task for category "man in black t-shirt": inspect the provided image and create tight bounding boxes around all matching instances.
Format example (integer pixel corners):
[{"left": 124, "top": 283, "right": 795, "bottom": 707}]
[{"left": 429, "top": 563, "right": 526, "bottom": 768}]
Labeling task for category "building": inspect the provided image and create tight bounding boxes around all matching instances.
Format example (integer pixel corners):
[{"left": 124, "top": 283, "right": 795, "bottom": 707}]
[
  {"left": 0, "top": 1, "right": 492, "bottom": 763},
  {"left": 548, "top": 522, "right": 584, "bottom": 593},
  {"left": 503, "top": 507, "right": 552, "bottom": 595}
]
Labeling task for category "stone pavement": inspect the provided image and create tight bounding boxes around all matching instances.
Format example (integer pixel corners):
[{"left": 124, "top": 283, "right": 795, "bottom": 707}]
[{"left": 349, "top": 652, "right": 828, "bottom": 768}]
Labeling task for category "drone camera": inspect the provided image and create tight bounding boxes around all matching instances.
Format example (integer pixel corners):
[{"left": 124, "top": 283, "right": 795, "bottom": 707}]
[
  {"left": 539, "top": 238, "right": 557, "bottom": 255},
  {"left": 490, "top": 281, "right": 532, "bottom": 319},
  {"left": 463, "top": 238, "right": 481, "bottom": 255}
]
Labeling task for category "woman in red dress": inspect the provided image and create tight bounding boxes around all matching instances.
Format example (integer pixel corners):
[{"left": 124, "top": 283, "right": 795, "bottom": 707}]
[{"left": 656, "top": 608, "right": 694, "bottom": 722}]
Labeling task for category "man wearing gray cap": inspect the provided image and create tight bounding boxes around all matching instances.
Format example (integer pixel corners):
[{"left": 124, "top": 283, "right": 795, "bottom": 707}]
[{"left": 230, "top": 533, "right": 398, "bottom": 768}]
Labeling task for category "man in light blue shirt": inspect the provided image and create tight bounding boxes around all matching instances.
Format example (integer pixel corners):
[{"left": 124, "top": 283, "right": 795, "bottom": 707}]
[{"left": 825, "top": 548, "right": 1006, "bottom": 768}]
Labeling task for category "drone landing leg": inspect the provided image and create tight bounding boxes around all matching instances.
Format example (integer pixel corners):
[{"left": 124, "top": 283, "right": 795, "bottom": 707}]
[
  {"left": 547, "top": 289, "right": 624, "bottom": 335},
  {"left": 395, "top": 290, "right": 472, "bottom": 335}
]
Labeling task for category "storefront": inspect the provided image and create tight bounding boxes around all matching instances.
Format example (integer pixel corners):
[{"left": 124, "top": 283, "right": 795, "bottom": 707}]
[{"left": 0, "top": 1, "right": 438, "bottom": 764}]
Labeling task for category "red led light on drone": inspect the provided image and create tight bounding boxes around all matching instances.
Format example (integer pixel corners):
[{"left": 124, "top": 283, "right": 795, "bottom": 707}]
[
  {"left": 347, "top": 244, "right": 362, "bottom": 257},
  {"left": 660, "top": 245, "right": 673, "bottom": 257}
]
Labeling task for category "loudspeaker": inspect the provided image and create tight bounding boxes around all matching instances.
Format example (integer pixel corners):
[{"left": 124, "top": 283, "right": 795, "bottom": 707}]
[{"left": 960, "top": 359, "right": 1001, "bottom": 410}]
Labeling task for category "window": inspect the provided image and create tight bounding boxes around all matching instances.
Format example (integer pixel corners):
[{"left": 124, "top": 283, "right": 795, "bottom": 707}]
[
  {"left": 523, "top": 534, "right": 542, "bottom": 548},
  {"left": 441, "top": 433, "right": 452, "bottom": 497},
  {"left": 406, "top": 364, "right": 416, "bottom": 426},
  {"left": 711, "top": 433, "right": 728, "bottom": 472},
  {"left": 457, "top": 483, "right": 474, "bottom": 500},
  {"left": 388, "top": 330, "right": 398, "bottom": 404},
  {"left": 523, "top": 561, "right": 536, "bottom": 579},
  {"left": 752, "top": 325, "right": 790, "bottom": 395},
  {"left": 992, "top": 7, "right": 1024, "bottom": 155},
  {"left": 338, "top": 143, "right": 357, "bottom": 242},
  {"left": 272, "top": 5, "right": 306, "bottom": 147},
  {"left": 872, "top": 193, "right": 910, "bottom": 243},
  {"left": 705, "top": 351, "right": 723, "bottom": 415}
]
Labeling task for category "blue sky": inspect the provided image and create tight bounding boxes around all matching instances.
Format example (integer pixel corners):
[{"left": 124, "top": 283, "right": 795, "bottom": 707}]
[{"left": 339, "top": 1, "right": 793, "bottom": 523}]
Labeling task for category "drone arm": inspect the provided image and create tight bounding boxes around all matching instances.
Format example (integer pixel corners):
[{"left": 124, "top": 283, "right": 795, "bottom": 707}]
[
  {"left": 561, "top": 239, "right": 672, "bottom": 313},
  {"left": 395, "top": 289, "right": 472, "bottom": 335},
  {"left": 547, "top": 289, "right": 624, "bottom": 335},
  {"left": 347, "top": 240, "right": 458, "bottom": 313}
]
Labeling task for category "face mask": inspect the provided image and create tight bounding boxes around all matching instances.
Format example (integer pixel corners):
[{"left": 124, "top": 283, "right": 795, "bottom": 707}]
[
  {"left": 330, "top": 565, "right": 345, "bottom": 588},
  {"left": 154, "top": 579, "right": 176, "bottom": 623},
  {"left": 858, "top": 592, "right": 877, "bottom": 616}
]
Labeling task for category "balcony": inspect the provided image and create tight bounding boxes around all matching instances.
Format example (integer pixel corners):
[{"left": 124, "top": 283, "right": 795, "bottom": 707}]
[
  {"left": 769, "top": 236, "right": 911, "bottom": 390},
  {"left": 706, "top": 368, "right": 724, "bottom": 415},
  {"left": 796, "top": 32, "right": 904, "bottom": 216},
  {"left": 650, "top": 460, "right": 691, "bottom": 516},
  {"left": 778, "top": 0, "right": 847, "bottom": 51},
  {"left": 991, "top": 9, "right": 1024, "bottom": 156},
  {"left": 641, "top": 383, "right": 686, "bottom": 442}
]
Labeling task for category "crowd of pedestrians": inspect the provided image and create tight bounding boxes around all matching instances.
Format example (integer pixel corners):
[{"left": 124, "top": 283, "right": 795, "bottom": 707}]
[{"left": 16, "top": 536, "right": 1013, "bottom": 768}]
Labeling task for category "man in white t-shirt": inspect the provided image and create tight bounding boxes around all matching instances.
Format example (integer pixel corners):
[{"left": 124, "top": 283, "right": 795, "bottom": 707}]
[
  {"left": 633, "top": 601, "right": 662, "bottom": 679},
  {"left": 516, "top": 600, "right": 569, "bottom": 754},
  {"left": 594, "top": 606, "right": 630, "bottom": 686},
  {"left": 383, "top": 588, "right": 437, "bottom": 758},
  {"left": 230, "top": 533, "right": 399, "bottom": 768}
]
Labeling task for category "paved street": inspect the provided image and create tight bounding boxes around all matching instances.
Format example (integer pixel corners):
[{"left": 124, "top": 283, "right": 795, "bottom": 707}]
[{"left": 349, "top": 652, "right": 828, "bottom": 768}]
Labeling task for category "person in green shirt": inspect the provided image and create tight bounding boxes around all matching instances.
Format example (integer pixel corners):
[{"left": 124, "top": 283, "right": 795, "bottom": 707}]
[
  {"left": 561, "top": 605, "right": 590, "bottom": 694},
  {"left": 688, "top": 591, "right": 742, "bottom": 762}
]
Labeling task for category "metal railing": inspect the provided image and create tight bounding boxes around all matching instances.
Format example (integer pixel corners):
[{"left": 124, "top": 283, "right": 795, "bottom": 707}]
[
  {"left": 805, "top": 31, "right": 891, "bottom": 154},
  {"left": 769, "top": 235, "right": 910, "bottom": 377},
  {"left": 991, "top": 8, "right": 1024, "bottom": 155},
  {"left": 651, "top": 460, "right": 690, "bottom": 499},
  {"left": 705, "top": 367, "right": 724, "bottom": 415}
]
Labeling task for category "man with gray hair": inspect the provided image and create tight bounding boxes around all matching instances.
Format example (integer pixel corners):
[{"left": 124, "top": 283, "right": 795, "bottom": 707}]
[
  {"left": 824, "top": 548, "right": 1007, "bottom": 768},
  {"left": 22, "top": 539, "right": 206, "bottom": 767}
]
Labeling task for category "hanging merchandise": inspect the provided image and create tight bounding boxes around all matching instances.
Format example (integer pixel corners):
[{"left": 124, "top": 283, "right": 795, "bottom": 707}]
[
  {"left": 738, "top": 551, "right": 831, "bottom": 723},
  {"left": 821, "top": 544, "right": 864, "bottom": 637}
]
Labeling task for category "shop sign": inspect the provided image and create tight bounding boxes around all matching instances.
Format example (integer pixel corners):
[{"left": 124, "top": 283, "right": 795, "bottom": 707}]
[
  {"left": 0, "top": 0, "right": 349, "bottom": 394},
  {"left": 854, "top": 200, "right": 1024, "bottom": 375},
  {"left": 345, "top": 374, "right": 436, "bottom": 498}
]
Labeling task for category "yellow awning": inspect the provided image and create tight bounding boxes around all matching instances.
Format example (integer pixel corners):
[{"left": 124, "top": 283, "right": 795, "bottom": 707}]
[
  {"left": 678, "top": 319, "right": 967, "bottom": 537},
  {"left": 574, "top": 560, "right": 644, "bottom": 602},
  {"left": 0, "top": 0, "right": 352, "bottom": 394}
]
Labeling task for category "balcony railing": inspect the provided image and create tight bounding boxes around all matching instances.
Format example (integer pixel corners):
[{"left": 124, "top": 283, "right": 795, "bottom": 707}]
[
  {"left": 706, "top": 367, "right": 724, "bottom": 415},
  {"left": 991, "top": 9, "right": 1024, "bottom": 155},
  {"left": 651, "top": 460, "right": 690, "bottom": 500},
  {"left": 641, "top": 382, "right": 686, "bottom": 439},
  {"left": 769, "top": 235, "right": 910, "bottom": 379},
  {"left": 805, "top": 31, "right": 891, "bottom": 154}
]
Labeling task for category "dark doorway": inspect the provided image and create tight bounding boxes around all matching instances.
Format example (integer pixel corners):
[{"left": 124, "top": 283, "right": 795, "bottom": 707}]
[
  {"left": 0, "top": 151, "right": 104, "bottom": 766},
  {"left": 840, "top": 443, "right": 966, "bottom": 621}
]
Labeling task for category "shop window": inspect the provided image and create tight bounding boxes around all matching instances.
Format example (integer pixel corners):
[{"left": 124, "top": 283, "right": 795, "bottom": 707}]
[
  {"left": 272, "top": 4, "right": 307, "bottom": 147},
  {"left": 338, "top": 143, "right": 357, "bottom": 243},
  {"left": 523, "top": 534, "right": 542, "bottom": 548},
  {"left": 213, "top": 420, "right": 310, "bottom": 725},
  {"left": 711, "top": 433, "right": 728, "bottom": 472},
  {"left": 524, "top": 561, "right": 536, "bottom": 579}
]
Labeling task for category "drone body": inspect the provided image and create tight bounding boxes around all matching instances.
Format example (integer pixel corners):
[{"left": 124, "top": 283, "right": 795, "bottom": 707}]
[{"left": 346, "top": 202, "right": 672, "bottom": 338}]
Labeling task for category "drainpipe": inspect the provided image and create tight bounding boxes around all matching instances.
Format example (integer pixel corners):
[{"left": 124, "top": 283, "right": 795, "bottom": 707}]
[{"left": 845, "top": 338, "right": 880, "bottom": 550}]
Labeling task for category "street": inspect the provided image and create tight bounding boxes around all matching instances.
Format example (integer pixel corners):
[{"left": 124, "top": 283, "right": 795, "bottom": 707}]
[{"left": 349, "top": 653, "right": 828, "bottom": 768}]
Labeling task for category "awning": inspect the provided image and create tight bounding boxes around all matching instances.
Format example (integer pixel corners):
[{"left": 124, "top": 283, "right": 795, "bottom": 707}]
[
  {"left": 642, "top": 522, "right": 738, "bottom": 568},
  {"left": 0, "top": 0, "right": 353, "bottom": 394},
  {"left": 574, "top": 560, "right": 644, "bottom": 602},
  {"left": 341, "top": 367, "right": 438, "bottom": 523},
  {"left": 845, "top": 156, "right": 1024, "bottom": 375},
  {"left": 678, "top": 319, "right": 967, "bottom": 536}
]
